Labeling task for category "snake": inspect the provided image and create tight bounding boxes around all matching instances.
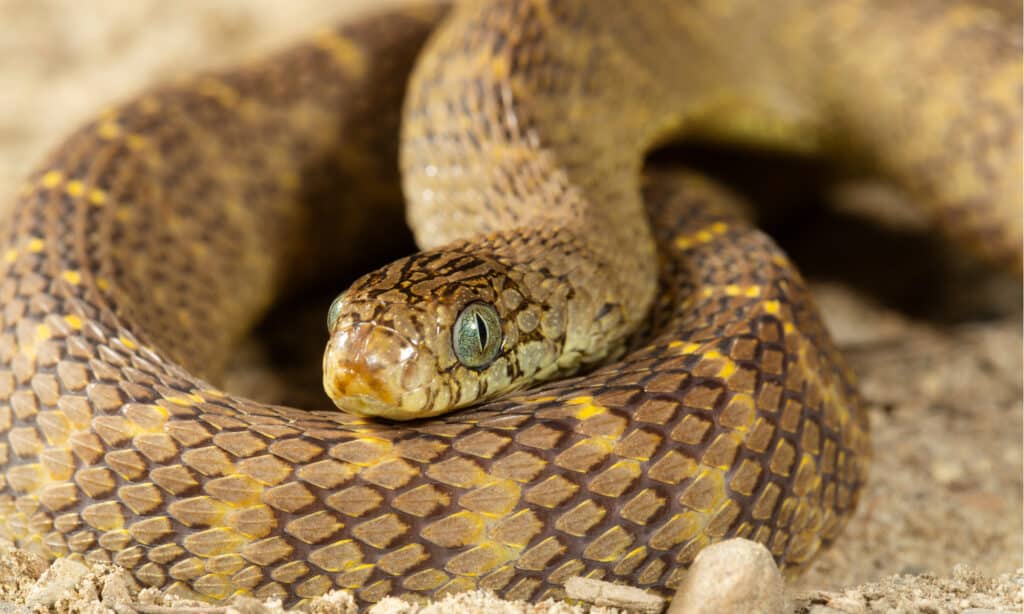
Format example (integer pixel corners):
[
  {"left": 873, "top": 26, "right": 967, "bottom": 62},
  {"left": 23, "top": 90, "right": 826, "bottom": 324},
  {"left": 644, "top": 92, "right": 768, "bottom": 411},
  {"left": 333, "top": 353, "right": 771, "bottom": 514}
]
[{"left": 0, "top": 0, "right": 1019, "bottom": 609}]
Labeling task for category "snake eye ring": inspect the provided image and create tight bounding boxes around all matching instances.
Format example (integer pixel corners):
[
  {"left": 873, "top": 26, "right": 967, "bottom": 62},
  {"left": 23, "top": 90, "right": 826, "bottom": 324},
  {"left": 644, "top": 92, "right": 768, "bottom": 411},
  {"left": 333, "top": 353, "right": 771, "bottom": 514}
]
[{"left": 326, "top": 294, "right": 345, "bottom": 331}]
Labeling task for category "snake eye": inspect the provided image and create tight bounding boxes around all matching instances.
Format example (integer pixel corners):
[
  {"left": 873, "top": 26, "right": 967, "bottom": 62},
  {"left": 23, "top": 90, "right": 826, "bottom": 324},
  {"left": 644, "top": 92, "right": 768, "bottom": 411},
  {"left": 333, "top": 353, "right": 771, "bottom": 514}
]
[
  {"left": 453, "top": 302, "right": 503, "bottom": 368},
  {"left": 327, "top": 294, "right": 344, "bottom": 332}
]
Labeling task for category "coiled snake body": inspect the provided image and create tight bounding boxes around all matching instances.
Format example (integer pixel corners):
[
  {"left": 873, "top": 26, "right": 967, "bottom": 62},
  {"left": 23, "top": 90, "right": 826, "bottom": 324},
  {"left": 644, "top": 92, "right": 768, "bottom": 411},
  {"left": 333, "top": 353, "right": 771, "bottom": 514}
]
[{"left": 0, "top": 0, "right": 1019, "bottom": 608}]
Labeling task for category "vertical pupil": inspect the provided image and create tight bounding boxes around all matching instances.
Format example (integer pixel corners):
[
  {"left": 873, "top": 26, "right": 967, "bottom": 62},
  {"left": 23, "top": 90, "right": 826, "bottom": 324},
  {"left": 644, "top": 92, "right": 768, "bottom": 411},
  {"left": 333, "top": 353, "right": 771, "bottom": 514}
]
[{"left": 475, "top": 313, "right": 488, "bottom": 350}]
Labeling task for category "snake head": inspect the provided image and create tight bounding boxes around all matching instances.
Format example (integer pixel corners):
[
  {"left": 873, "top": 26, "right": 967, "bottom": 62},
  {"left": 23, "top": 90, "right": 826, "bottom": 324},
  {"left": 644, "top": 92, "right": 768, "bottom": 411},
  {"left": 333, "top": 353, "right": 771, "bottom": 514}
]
[{"left": 323, "top": 247, "right": 562, "bottom": 420}]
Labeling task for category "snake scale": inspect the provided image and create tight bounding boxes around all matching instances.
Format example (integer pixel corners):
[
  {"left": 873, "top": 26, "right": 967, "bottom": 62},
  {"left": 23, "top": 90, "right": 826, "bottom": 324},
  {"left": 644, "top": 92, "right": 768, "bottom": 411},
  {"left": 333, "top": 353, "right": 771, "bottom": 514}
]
[{"left": 0, "top": 0, "right": 1019, "bottom": 608}]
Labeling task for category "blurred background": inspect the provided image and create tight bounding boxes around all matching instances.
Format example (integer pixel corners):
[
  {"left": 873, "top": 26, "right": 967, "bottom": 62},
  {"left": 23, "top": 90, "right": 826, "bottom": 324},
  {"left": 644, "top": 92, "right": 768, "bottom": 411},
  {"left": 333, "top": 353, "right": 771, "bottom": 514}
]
[{"left": 0, "top": 0, "right": 389, "bottom": 211}]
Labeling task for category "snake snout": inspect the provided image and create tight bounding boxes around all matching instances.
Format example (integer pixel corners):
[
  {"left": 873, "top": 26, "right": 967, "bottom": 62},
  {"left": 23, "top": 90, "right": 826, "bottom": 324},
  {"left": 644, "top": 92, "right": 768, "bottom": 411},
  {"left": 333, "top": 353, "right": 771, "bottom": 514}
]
[{"left": 323, "top": 322, "right": 432, "bottom": 420}]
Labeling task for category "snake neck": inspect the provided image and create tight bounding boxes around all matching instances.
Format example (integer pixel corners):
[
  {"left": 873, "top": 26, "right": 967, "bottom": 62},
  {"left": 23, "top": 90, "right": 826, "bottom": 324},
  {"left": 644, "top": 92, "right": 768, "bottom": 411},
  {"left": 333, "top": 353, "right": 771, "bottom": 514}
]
[{"left": 403, "top": 0, "right": 1022, "bottom": 271}]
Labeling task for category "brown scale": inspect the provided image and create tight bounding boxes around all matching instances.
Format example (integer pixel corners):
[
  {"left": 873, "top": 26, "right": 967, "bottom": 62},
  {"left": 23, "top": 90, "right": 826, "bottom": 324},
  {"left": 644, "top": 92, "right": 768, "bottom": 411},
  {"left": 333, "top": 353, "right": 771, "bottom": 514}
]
[{"left": 0, "top": 0, "right": 1018, "bottom": 610}]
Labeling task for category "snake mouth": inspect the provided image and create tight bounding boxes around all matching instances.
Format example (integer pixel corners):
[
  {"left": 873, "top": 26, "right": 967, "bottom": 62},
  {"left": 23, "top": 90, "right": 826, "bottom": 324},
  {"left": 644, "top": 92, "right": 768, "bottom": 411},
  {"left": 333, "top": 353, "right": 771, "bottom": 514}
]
[
  {"left": 323, "top": 361, "right": 396, "bottom": 415},
  {"left": 322, "top": 322, "right": 430, "bottom": 419}
]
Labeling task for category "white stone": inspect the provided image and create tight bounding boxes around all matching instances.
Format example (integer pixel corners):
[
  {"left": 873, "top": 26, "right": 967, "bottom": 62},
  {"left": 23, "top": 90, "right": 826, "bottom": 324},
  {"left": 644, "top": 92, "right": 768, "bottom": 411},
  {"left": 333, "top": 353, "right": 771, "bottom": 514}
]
[{"left": 668, "top": 538, "right": 787, "bottom": 614}]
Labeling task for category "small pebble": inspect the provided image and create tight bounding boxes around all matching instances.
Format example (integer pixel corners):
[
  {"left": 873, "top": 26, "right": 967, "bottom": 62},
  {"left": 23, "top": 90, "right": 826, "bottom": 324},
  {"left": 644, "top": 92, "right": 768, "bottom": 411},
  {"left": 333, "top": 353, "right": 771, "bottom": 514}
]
[
  {"left": 930, "top": 459, "right": 965, "bottom": 485},
  {"left": 565, "top": 577, "right": 665, "bottom": 612},
  {"left": 307, "top": 590, "right": 359, "bottom": 614},
  {"left": 667, "top": 538, "right": 786, "bottom": 614},
  {"left": 227, "top": 595, "right": 280, "bottom": 614},
  {"left": 807, "top": 607, "right": 846, "bottom": 614},
  {"left": 818, "top": 595, "right": 867, "bottom": 613},
  {"left": 100, "top": 567, "right": 137, "bottom": 608},
  {"left": 24, "top": 558, "right": 89, "bottom": 607}
]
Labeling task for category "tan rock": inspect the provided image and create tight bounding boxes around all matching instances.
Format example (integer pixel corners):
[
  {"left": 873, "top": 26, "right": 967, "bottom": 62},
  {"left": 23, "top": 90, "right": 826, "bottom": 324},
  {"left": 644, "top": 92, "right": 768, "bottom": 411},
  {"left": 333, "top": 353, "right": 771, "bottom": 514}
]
[{"left": 565, "top": 577, "right": 665, "bottom": 612}]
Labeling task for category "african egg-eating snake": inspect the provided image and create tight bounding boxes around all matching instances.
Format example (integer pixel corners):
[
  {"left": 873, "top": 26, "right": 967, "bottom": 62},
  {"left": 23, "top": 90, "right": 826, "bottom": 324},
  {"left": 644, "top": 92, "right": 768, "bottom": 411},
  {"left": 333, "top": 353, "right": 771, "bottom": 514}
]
[{"left": 0, "top": 0, "right": 1019, "bottom": 609}]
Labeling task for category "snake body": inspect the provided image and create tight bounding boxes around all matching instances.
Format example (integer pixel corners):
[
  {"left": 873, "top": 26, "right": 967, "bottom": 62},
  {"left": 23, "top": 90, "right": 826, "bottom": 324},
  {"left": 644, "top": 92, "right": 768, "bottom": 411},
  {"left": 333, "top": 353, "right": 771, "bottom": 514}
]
[{"left": 0, "top": 0, "right": 1019, "bottom": 608}]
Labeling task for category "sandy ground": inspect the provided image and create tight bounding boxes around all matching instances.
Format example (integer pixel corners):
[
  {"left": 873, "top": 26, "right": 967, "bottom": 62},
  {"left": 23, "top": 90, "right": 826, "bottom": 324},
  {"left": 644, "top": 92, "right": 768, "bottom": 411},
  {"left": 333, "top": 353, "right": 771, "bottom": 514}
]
[{"left": 0, "top": 1, "right": 1020, "bottom": 612}]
